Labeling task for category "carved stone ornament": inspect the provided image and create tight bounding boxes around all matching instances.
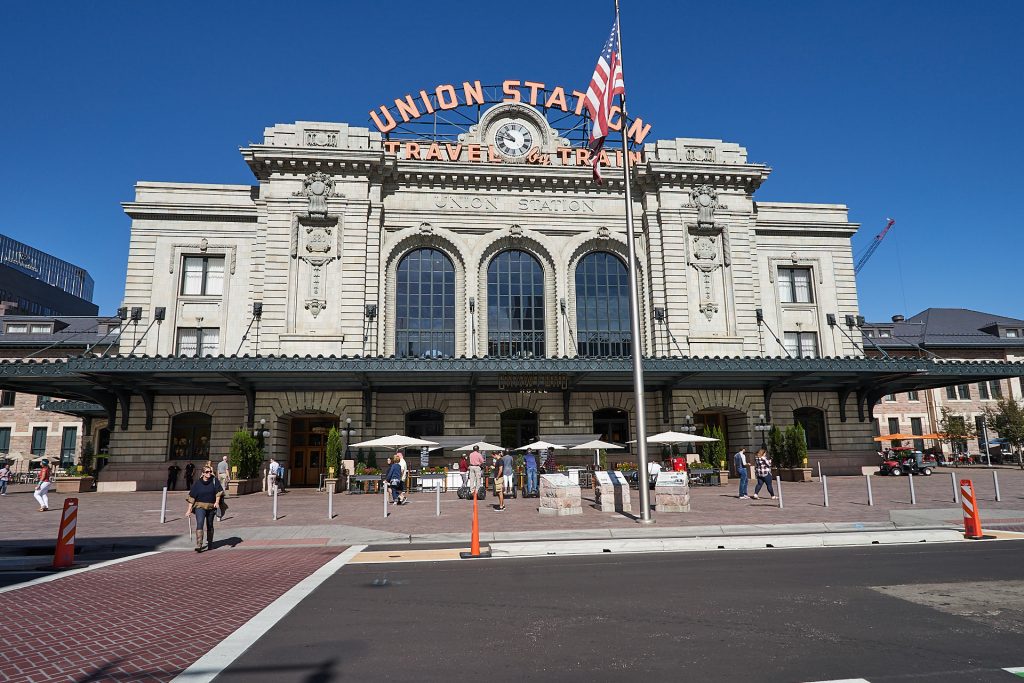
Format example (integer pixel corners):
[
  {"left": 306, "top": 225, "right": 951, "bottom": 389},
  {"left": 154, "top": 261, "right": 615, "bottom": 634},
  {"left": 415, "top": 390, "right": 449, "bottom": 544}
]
[
  {"left": 597, "top": 225, "right": 611, "bottom": 239},
  {"left": 691, "top": 184, "right": 718, "bottom": 228},
  {"left": 305, "top": 299, "right": 326, "bottom": 318},
  {"left": 293, "top": 171, "right": 335, "bottom": 217},
  {"left": 419, "top": 222, "right": 434, "bottom": 234},
  {"left": 509, "top": 224, "right": 523, "bottom": 237},
  {"left": 305, "top": 226, "right": 332, "bottom": 254}
]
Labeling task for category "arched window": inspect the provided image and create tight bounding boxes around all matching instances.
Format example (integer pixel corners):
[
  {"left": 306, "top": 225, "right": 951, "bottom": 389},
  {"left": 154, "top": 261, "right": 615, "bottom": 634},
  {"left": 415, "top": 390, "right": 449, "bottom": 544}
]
[
  {"left": 575, "top": 252, "right": 631, "bottom": 357},
  {"left": 169, "top": 412, "right": 212, "bottom": 460},
  {"left": 794, "top": 408, "right": 829, "bottom": 450},
  {"left": 405, "top": 409, "right": 444, "bottom": 438},
  {"left": 500, "top": 409, "right": 539, "bottom": 449},
  {"left": 396, "top": 248, "right": 456, "bottom": 358},
  {"left": 593, "top": 408, "right": 630, "bottom": 444},
  {"left": 487, "top": 250, "right": 544, "bottom": 357}
]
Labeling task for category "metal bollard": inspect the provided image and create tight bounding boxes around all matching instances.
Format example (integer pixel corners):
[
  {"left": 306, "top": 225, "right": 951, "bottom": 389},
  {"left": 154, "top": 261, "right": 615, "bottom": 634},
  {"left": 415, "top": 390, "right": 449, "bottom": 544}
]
[
  {"left": 993, "top": 470, "right": 1001, "bottom": 502},
  {"left": 951, "top": 471, "right": 959, "bottom": 503},
  {"left": 817, "top": 462, "right": 822, "bottom": 481},
  {"left": 328, "top": 482, "right": 334, "bottom": 519},
  {"left": 908, "top": 473, "right": 916, "bottom": 505},
  {"left": 436, "top": 479, "right": 441, "bottom": 517},
  {"left": 383, "top": 482, "right": 389, "bottom": 518},
  {"left": 822, "top": 475, "right": 829, "bottom": 507},
  {"left": 273, "top": 486, "right": 279, "bottom": 520},
  {"left": 776, "top": 476, "right": 783, "bottom": 509},
  {"left": 160, "top": 486, "right": 168, "bottom": 523},
  {"left": 865, "top": 474, "right": 874, "bottom": 506}
]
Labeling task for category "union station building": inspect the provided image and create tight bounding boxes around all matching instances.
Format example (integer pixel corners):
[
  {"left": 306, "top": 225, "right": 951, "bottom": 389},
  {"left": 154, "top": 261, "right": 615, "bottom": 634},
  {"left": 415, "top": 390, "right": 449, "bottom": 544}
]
[{"left": 1, "top": 83, "right": 1019, "bottom": 489}]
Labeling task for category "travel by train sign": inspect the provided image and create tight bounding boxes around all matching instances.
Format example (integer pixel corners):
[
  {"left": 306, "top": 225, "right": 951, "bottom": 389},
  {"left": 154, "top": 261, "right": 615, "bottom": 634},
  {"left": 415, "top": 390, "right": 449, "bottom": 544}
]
[{"left": 368, "top": 79, "right": 653, "bottom": 169}]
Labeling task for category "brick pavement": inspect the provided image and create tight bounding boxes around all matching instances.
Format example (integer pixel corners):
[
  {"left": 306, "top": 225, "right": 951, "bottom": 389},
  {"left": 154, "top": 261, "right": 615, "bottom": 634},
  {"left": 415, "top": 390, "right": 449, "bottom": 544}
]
[
  {"left": 0, "top": 547, "right": 342, "bottom": 683},
  {"left": 1, "top": 467, "right": 1023, "bottom": 550}
]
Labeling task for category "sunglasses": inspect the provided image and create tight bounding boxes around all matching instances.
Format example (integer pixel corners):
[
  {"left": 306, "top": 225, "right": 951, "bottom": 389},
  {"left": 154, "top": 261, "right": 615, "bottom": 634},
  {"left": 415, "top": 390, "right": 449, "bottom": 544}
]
[{"left": 202, "top": 469, "right": 213, "bottom": 474}]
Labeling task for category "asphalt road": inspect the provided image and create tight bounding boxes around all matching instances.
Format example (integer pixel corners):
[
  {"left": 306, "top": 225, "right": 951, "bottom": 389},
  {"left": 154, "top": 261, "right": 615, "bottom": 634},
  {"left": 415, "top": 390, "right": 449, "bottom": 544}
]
[{"left": 216, "top": 541, "right": 1024, "bottom": 682}]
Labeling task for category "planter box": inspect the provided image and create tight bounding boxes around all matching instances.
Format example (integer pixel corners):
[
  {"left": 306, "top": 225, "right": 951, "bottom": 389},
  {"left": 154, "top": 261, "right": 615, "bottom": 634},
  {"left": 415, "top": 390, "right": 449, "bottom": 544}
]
[
  {"left": 54, "top": 476, "right": 94, "bottom": 493},
  {"left": 786, "top": 467, "right": 813, "bottom": 482},
  {"left": 716, "top": 471, "right": 729, "bottom": 485},
  {"left": 227, "top": 478, "right": 262, "bottom": 496}
]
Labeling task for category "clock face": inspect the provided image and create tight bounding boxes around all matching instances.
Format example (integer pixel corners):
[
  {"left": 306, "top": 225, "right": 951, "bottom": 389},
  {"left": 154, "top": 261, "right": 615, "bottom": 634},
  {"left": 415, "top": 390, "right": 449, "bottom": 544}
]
[{"left": 494, "top": 121, "right": 534, "bottom": 158}]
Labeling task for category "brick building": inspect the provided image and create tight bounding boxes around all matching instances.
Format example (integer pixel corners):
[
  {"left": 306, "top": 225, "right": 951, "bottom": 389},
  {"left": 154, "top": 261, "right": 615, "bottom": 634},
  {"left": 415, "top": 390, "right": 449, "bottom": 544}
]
[{"left": 863, "top": 308, "right": 1024, "bottom": 459}]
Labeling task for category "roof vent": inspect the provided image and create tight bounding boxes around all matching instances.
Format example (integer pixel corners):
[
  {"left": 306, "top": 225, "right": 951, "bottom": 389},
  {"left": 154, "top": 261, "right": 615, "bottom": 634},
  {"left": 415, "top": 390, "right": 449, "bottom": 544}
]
[{"left": 891, "top": 315, "right": 905, "bottom": 323}]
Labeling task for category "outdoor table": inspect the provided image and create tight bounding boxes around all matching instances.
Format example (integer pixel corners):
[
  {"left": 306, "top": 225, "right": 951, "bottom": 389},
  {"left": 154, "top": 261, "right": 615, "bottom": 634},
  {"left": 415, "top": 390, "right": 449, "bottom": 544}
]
[
  {"left": 687, "top": 468, "right": 718, "bottom": 486},
  {"left": 419, "top": 473, "right": 446, "bottom": 492},
  {"left": 348, "top": 474, "right": 383, "bottom": 493}
]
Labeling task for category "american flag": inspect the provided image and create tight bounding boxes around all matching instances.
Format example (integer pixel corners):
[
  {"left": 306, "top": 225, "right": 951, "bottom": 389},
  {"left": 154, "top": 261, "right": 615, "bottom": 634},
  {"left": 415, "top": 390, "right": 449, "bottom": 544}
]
[{"left": 584, "top": 23, "right": 624, "bottom": 182}]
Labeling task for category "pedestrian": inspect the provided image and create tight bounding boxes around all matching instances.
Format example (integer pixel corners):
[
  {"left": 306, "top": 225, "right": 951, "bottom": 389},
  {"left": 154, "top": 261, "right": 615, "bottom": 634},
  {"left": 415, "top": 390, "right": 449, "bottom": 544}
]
[
  {"left": 524, "top": 448, "right": 538, "bottom": 496},
  {"left": 648, "top": 458, "right": 663, "bottom": 488},
  {"left": 0, "top": 460, "right": 10, "bottom": 496},
  {"left": 216, "top": 455, "right": 229, "bottom": 497},
  {"left": 34, "top": 459, "right": 52, "bottom": 511},
  {"left": 458, "top": 453, "right": 469, "bottom": 487},
  {"left": 734, "top": 447, "right": 750, "bottom": 499},
  {"left": 395, "top": 452, "right": 408, "bottom": 504},
  {"left": 492, "top": 452, "right": 505, "bottom": 511},
  {"left": 501, "top": 449, "right": 514, "bottom": 497},
  {"left": 185, "top": 462, "right": 224, "bottom": 553},
  {"left": 184, "top": 461, "right": 196, "bottom": 489},
  {"left": 385, "top": 456, "right": 404, "bottom": 505},
  {"left": 468, "top": 445, "right": 484, "bottom": 493},
  {"left": 267, "top": 458, "right": 278, "bottom": 496},
  {"left": 167, "top": 463, "right": 181, "bottom": 491},
  {"left": 752, "top": 447, "right": 776, "bottom": 500},
  {"left": 276, "top": 461, "right": 287, "bottom": 493}
]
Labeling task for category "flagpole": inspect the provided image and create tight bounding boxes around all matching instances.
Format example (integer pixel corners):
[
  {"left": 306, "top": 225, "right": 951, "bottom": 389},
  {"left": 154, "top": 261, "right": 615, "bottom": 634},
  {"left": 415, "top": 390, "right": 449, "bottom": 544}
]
[{"left": 614, "top": 0, "right": 653, "bottom": 523}]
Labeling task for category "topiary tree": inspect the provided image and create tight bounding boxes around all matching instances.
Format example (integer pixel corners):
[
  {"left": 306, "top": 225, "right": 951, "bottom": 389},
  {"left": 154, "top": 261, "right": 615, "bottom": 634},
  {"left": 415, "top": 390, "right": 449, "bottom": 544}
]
[
  {"left": 365, "top": 448, "right": 377, "bottom": 470},
  {"left": 229, "top": 429, "right": 263, "bottom": 479},
  {"left": 700, "top": 426, "right": 716, "bottom": 464},
  {"left": 325, "top": 427, "right": 342, "bottom": 477},
  {"left": 783, "top": 425, "right": 800, "bottom": 469},
  {"left": 793, "top": 423, "right": 808, "bottom": 467},
  {"left": 706, "top": 425, "right": 727, "bottom": 469},
  {"left": 768, "top": 425, "right": 785, "bottom": 467}
]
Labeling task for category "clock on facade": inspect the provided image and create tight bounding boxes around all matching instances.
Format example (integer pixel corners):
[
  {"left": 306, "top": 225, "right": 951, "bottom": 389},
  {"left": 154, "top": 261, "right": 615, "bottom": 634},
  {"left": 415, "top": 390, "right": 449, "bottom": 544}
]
[{"left": 493, "top": 120, "right": 534, "bottom": 158}]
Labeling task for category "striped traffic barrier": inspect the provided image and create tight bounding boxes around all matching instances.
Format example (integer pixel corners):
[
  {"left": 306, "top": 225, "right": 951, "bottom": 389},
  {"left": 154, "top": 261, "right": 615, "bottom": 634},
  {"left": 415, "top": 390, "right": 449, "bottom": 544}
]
[
  {"left": 960, "top": 479, "right": 984, "bottom": 539},
  {"left": 53, "top": 497, "right": 79, "bottom": 569}
]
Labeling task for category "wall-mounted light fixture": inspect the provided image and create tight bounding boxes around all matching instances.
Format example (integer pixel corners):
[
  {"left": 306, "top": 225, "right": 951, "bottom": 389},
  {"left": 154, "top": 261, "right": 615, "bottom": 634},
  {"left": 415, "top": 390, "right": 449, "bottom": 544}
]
[
  {"left": 654, "top": 307, "right": 666, "bottom": 322},
  {"left": 253, "top": 302, "right": 263, "bottom": 320},
  {"left": 364, "top": 304, "right": 378, "bottom": 321},
  {"left": 154, "top": 307, "right": 166, "bottom": 322}
]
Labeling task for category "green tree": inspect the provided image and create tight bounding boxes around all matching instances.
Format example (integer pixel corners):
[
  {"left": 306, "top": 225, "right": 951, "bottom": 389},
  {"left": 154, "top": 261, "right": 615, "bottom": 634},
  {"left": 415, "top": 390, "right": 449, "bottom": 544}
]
[
  {"left": 325, "top": 427, "right": 342, "bottom": 476},
  {"left": 938, "top": 407, "right": 976, "bottom": 457},
  {"left": 985, "top": 398, "right": 1024, "bottom": 469},
  {"left": 793, "top": 423, "right": 808, "bottom": 467},
  {"left": 229, "top": 429, "right": 263, "bottom": 479},
  {"left": 365, "top": 448, "right": 377, "bottom": 470},
  {"left": 768, "top": 425, "right": 785, "bottom": 466}
]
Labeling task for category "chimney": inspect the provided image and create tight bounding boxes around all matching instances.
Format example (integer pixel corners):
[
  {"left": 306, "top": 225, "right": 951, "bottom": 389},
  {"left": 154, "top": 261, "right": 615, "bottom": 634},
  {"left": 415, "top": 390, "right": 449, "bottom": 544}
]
[{"left": 891, "top": 315, "right": 905, "bottom": 323}]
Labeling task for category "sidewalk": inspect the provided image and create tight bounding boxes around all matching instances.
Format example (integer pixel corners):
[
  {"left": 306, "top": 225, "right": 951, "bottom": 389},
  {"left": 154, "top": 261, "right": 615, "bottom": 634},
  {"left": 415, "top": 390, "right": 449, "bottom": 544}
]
[{"left": 2, "top": 467, "right": 1023, "bottom": 560}]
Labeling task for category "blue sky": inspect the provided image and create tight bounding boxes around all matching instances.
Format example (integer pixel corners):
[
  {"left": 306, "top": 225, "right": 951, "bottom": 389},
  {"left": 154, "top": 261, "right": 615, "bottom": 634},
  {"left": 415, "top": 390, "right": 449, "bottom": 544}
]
[{"left": 1, "top": 1, "right": 1021, "bottom": 321}]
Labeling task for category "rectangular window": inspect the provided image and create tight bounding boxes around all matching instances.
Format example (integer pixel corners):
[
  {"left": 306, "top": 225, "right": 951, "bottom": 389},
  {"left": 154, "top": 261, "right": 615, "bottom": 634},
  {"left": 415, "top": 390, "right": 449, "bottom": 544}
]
[
  {"left": 0, "top": 391, "right": 14, "bottom": 407},
  {"left": 35, "top": 395, "right": 51, "bottom": 408},
  {"left": 907, "top": 391, "right": 919, "bottom": 401},
  {"left": 0, "top": 427, "right": 10, "bottom": 452},
  {"left": 878, "top": 330, "right": 892, "bottom": 338},
  {"left": 946, "top": 386, "right": 957, "bottom": 400},
  {"left": 4, "top": 323, "right": 27, "bottom": 334},
  {"left": 887, "top": 417, "right": 901, "bottom": 446},
  {"left": 864, "top": 329, "right": 875, "bottom": 338},
  {"left": 180, "top": 256, "right": 225, "bottom": 296},
  {"left": 29, "top": 323, "right": 52, "bottom": 334},
  {"left": 910, "top": 417, "right": 924, "bottom": 451},
  {"left": 1007, "top": 329, "right": 1019, "bottom": 338},
  {"left": 60, "top": 427, "right": 77, "bottom": 465},
  {"left": 30, "top": 427, "right": 47, "bottom": 456},
  {"left": 778, "top": 267, "right": 814, "bottom": 304},
  {"left": 978, "top": 382, "right": 990, "bottom": 400},
  {"left": 175, "top": 327, "right": 220, "bottom": 356},
  {"left": 783, "top": 331, "right": 819, "bottom": 358},
  {"left": 990, "top": 381, "right": 1003, "bottom": 399},
  {"left": 957, "top": 384, "right": 971, "bottom": 400},
  {"left": 884, "top": 394, "right": 896, "bottom": 402}
]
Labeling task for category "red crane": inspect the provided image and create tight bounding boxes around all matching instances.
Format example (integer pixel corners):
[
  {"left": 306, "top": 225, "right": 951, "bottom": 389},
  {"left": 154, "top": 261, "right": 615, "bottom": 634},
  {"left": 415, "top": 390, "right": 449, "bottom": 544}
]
[{"left": 854, "top": 218, "right": 896, "bottom": 275}]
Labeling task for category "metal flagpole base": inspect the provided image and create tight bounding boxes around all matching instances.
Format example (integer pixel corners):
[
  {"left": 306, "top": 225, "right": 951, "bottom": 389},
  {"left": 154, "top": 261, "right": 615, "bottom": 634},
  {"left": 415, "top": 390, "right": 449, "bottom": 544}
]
[{"left": 636, "top": 517, "right": 656, "bottom": 525}]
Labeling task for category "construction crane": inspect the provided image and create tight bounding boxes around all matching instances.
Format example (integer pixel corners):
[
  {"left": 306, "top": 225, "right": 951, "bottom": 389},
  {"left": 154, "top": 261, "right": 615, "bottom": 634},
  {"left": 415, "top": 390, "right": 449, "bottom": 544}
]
[{"left": 854, "top": 218, "right": 895, "bottom": 275}]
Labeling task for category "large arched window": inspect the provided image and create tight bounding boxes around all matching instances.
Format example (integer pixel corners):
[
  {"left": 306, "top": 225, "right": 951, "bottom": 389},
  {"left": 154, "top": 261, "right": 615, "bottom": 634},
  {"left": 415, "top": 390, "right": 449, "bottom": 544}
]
[
  {"left": 487, "top": 250, "right": 545, "bottom": 357},
  {"left": 794, "top": 408, "right": 829, "bottom": 450},
  {"left": 396, "top": 248, "right": 456, "bottom": 358},
  {"left": 593, "top": 408, "right": 630, "bottom": 444},
  {"left": 405, "top": 409, "right": 444, "bottom": 438},
  {"left": 169, "top": 412, "right": 212, "bottom": 460},
  {"left": 575, "top": 252, "right": 631, "bottom": 357}
]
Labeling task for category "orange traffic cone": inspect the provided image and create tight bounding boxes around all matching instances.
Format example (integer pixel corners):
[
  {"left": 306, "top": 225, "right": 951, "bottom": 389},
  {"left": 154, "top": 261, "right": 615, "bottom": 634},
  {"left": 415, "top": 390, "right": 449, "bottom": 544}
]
[
  {"left": 960, "top": 479, "right": 985, "bottom": 539},
  {"left": 53, "top": 497, "right": 79, "bottom": 569},
  {"left": 460, "top": 487, "right": 491, "bottom": 559}
]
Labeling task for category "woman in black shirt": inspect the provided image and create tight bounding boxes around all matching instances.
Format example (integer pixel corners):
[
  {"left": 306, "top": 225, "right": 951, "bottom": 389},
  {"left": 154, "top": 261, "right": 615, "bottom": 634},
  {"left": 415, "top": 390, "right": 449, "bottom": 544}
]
[{"left": 185, "top": 463, "right": 224, "bottom": 552}]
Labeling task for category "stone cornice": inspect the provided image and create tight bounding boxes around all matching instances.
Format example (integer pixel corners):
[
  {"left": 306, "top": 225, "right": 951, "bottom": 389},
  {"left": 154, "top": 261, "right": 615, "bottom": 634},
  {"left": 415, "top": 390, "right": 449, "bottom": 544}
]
[
  {"left": 121, "top": 201, "right": 258, "bottom": 222},
  {"left": 241, "top": 145, "right": 388, "bottom": 180},
  {"left": 636, "top": 161, "right": 772, "bottom": 192}
]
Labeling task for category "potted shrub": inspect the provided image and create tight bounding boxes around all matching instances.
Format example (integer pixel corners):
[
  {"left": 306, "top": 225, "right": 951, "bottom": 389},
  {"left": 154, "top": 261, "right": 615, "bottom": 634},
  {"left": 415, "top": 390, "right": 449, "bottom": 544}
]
[
  {"left": 227, "top": 429, "right": 264, "bottom": 495},
  {"left": 54, "top": 464, "right": 95, "bottom": 493},
  {"left": 784, "top": 424, "right": 813, "bottom": 482},
  {"left": 325, "top": 426, "right": 343, "bottom": 493},
  {"left": 768, "top": 425, "right": 785, "bottom": 477},
  {"left": 702, "top": 426, "right": 729, "bottom": 484}
]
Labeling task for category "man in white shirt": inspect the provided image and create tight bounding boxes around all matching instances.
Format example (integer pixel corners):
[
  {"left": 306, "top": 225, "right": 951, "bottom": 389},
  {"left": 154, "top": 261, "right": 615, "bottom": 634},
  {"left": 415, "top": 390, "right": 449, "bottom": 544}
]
[
  {"left": 267, "top": 458, "right": 278, "bottom": 496},
  {"left": 216, "top": 455, "right": 229, "bottom": 497},
  {"left": 647, "top": 460, "right": 663, "bottom": 488}
]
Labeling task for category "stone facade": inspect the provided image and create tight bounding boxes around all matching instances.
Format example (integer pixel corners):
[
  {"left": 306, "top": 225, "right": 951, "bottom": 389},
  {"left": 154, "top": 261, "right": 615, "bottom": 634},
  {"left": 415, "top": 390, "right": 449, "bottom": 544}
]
[{"left": 101, "top": 108, "right": 884, "bottom": 489}]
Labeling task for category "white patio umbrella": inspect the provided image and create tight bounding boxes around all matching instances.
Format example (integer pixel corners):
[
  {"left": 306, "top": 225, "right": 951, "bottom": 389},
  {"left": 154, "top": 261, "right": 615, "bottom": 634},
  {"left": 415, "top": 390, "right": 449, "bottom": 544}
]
[
  {"left": 569, "top": 439, "right": 624, "bottom": 468},
  {"left": 515, "top": 440, "right": 567, "bottom": 451},
  {"left": 348, "top": 434, "right": 439, "bottom": 450},
  {"left": 454, "top": 442, "right": 505, "bottom": 452},
  {"left": 628, "top": 430, "right": 719, "bottom": 461}
]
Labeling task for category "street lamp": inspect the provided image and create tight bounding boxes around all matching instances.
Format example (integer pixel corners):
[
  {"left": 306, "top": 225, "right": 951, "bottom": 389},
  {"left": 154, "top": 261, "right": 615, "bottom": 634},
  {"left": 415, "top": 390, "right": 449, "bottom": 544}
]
[
  {"left": 679, "top": 414, "right": 697, "bottom": 457},
  {"left": 342, "top": 417, "right": 354, "bottom": 460},
  {"left": 754, "top": 413, "right": 772, "bottom": 449},
  {"left": 253, "top": 418, "right": 270, "bottom": 444}
]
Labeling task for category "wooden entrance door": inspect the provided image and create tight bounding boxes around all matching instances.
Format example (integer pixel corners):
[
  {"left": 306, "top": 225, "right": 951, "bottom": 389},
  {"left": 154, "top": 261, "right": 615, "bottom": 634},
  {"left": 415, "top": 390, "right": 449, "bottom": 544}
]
[{"left": 289, "top": 416, "right": 338, "bottom": 487}]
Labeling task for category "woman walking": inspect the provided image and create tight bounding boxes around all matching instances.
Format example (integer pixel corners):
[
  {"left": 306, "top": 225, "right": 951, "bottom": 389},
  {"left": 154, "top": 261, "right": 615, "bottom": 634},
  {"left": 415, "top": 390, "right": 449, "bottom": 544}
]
[
  {"left": 33, "top": 459, "right": 52, "bottom": 511},
  {"left": 385, "top": 456, "right": 404, "bottom": 505},
  {"left": 185, "top": 463, "right": 224, "bottom": 552},
  {"left": 752, "top": 447, "right": 777, "bottom": 500}
]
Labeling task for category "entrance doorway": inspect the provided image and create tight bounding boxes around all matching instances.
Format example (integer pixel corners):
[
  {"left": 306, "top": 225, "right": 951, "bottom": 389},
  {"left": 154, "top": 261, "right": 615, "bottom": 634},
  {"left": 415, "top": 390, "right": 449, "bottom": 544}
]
[
  {"left": 500, "top": 409, "right": 538, "bottom": 449},
  {"left": 289, "top": 415, "right": 339, "bottom": 487}
]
